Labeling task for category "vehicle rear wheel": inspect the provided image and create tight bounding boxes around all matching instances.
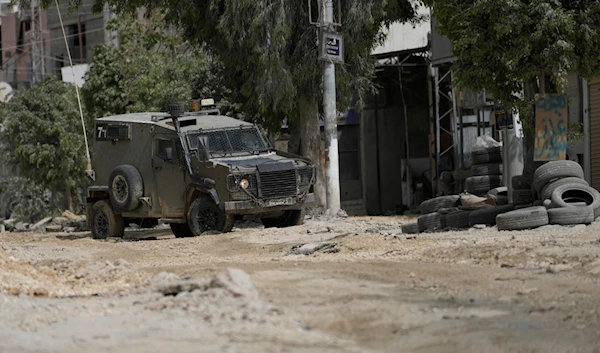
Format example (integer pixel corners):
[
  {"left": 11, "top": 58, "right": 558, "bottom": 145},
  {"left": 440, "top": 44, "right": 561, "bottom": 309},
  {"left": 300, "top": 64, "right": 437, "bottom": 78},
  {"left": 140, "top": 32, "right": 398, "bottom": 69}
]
[
  {"left": 187, "top": 197, "right": 234, "bottom": 236},
  {"left": 261, "top": 210, "right": 305, "bottom": 228},
  {"left": 90, "top": 200, "right": 124, "bottom": 239},
  {"left": 170, "top": 223, "right": 194, "bottom": 238}
]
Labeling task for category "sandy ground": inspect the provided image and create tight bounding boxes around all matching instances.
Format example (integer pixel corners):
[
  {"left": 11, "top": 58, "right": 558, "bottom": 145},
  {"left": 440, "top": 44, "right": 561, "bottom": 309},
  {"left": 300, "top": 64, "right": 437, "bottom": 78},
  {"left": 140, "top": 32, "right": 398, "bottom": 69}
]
[{"left": 1, "top": 215, "right": 600, "bottom": 352}]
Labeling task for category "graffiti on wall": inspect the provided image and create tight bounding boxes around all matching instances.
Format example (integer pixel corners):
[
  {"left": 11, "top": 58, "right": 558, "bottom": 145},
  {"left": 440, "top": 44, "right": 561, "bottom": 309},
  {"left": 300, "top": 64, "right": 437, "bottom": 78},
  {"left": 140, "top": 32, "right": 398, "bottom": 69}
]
[{"left": 534, "top": 94, "right": 567, "bottom": 161}]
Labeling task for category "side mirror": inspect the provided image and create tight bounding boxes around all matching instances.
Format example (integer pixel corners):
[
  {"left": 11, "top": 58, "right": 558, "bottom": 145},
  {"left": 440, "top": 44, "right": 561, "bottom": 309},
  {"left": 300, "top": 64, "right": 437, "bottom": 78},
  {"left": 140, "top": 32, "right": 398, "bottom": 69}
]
[
  {"left": 197, "top": 136, "right": 210, "bottom": 162},
  {"left": 165, "top": 147, "right": 173, "bottom": 162}
]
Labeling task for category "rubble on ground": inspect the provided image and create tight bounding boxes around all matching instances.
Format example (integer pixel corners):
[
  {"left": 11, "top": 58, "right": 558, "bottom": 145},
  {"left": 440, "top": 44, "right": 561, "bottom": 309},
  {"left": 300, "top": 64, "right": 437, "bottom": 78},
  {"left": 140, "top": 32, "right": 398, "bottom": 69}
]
[{"left": 0, "top": 210, "right": 87, "bottom": 233}]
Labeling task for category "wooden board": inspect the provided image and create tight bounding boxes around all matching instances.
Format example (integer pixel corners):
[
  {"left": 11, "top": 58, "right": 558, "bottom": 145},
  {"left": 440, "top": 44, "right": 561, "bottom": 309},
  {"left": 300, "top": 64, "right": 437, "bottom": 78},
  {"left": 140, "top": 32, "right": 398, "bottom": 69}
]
[{"left": 534, "top": 94, "right": 568, "bottom": 161}]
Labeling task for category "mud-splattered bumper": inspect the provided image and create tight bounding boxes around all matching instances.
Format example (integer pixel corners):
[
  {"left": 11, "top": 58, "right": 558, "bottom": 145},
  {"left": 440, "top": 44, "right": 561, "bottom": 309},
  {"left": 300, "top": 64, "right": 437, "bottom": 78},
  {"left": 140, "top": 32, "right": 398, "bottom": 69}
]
[{"left": 223, "top": 194, "right": 315, "bottom": 215}]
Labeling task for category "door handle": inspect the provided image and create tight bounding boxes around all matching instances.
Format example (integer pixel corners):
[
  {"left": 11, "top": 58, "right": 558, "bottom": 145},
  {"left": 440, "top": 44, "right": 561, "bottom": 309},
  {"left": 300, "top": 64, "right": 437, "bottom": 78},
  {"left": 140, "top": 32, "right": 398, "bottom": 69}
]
[{"left": 154, "top": 166, "right": 162, "bottom": 170}]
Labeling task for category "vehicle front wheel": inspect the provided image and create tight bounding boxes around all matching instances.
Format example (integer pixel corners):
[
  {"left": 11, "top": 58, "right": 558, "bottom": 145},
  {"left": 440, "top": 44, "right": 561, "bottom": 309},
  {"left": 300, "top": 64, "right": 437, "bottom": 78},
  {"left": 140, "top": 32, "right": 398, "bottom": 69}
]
[
  {"left": 187, "top": 197, "right": 234, "bottom": 236},
  {"left": 90, "top": 200, "right": 125, "bottom": 239},
  {"left": 261, "top": 210, "right": 305, "bottom": 228}
]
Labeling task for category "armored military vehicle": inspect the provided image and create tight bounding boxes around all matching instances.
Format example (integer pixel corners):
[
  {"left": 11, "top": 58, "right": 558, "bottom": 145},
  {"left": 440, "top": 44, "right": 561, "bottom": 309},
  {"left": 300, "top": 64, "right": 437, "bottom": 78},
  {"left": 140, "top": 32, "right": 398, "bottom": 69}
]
[{"left": 86, "top": 102, "right": 315, "bottom": 239}]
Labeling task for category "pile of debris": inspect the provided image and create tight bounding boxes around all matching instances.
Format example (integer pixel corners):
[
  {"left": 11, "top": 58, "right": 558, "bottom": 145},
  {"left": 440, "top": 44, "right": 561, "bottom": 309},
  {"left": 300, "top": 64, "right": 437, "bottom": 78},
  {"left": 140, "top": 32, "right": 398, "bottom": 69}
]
[{"left": 0, "top": 210, "right": 87, "bottom": 233}]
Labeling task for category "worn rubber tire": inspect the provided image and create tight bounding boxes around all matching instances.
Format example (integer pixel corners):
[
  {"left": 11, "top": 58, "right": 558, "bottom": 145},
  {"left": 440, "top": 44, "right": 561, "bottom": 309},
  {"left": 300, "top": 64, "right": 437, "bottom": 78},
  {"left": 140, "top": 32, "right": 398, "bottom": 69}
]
[
  {"left": 465, "top": 175, "right": 503, "bottom": 196},
  {"left": 445, "top": 210, "right": 472, "bottom": 229},
  {"left": 419, "top": 195, "right": 460, "bottom": 215},
  {"left": 532, "top": 161, "right": 584, "bottom": 194},
  {"left": 512, "top": 189, "right": 534, "bottom": 205},
  {"left": 471, "top": 163, "right": 503, "bottom": 176},
  {"left": 401, "top": 222, "right": 420, "bottom": 234},
  {"left": 261, "top": 210, "right": 305, "bottom": 228},
  {"left": 438, "top": 207, "right": 460, "bottom": 228},
  {"left": 547, "top": 206, "right": 594, "bottom": 225},
  {"left": 512, "top": 175, "right": 531, "bottom": 190},
  {"left": 468, "top": 204, "right": 515, "bottom": 226},
  {"left": 417, "top": 212, "right": 442, "bottom": 232},
  {"left": 109, "top": 165, "right": 144, "bottom": 213},
  {"left": 170, "top": 223, "right": 194, "bottom": 238},
  {"left": 540, "top": 177, "right": 589, "bottom": 201},
  {"left": 496, "top": 206, "right": 549, "bottom": 231},
  {"left": 549, "top": 184, "right": 600, "bottom": 219},
  {"left": 487, "top": 187, "right": 508, "bottom": 205},
  {"left": 471, "top": 147, "right": 502, "bottom": 164},
  {"left": 188, "top": 197, "right": 234, "bottom": 236},
  {"left": 90, "top": 200, "right": 125, "bottom": 239}
]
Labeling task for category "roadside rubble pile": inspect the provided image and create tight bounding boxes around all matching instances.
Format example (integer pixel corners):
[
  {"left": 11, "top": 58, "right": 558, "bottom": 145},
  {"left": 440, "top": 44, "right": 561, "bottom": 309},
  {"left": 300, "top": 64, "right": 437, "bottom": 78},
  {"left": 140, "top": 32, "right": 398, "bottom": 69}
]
[
  {"left": 403, "top": 146, "right": 598, "bottom": 234},
  {"left": 0, "top": 210, "right": 87, "bottom": 233}
]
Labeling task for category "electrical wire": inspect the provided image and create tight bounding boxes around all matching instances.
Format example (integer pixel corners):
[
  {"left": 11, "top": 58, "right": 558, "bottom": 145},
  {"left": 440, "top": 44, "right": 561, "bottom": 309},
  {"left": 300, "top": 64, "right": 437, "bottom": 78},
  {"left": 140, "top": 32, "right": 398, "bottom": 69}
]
[{"left": 0, "top": 27, "right": 106, "bottom": 53}]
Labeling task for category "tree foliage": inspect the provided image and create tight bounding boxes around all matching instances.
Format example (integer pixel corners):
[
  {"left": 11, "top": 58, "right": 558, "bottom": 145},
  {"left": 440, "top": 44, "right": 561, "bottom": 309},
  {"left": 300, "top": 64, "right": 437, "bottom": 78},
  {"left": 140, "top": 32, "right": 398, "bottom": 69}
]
[
  {"left": 425, "top": 0, "right": 600, "bottom": 129},
  {"left": 0, "top": 77, "right": 91, "bottom": 211},
  {"left": 81, "top": 0, "right": 422, "bottom": 130},
  {"left": 82, "top": 10, "right": 235, "bottom": 119}
]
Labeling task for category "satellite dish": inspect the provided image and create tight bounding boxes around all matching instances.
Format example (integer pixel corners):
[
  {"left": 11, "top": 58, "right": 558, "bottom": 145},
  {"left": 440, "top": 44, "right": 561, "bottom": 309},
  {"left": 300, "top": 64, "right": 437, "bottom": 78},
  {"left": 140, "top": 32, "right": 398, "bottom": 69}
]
[{"left": 0, "top": 82, "right": 13, "bottom": 102}]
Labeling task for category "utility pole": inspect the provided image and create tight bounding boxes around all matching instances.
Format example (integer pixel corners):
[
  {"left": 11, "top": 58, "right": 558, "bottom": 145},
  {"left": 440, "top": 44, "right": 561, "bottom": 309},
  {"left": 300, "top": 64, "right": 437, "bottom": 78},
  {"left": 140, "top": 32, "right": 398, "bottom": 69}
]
[
  {"left": 30, "top": 0, "right": 45, "bottom": 83},
  {"left": 321, "top": 0, "right": 341, "bottom": 215}
]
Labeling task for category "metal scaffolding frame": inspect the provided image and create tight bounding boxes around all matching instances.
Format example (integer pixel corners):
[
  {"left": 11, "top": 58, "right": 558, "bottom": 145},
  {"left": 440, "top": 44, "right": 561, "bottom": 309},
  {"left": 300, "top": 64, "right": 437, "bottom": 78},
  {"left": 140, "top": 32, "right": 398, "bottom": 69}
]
[{"left": 431, "top": 65, "right": 457, "bottom": 195}]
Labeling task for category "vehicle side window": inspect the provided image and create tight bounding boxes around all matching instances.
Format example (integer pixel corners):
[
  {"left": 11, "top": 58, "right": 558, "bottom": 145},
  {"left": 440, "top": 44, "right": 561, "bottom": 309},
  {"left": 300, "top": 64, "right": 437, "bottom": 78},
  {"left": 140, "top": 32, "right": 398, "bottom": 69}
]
[{"left": 156, "top": 138, "right": 179, "bottom": 163}]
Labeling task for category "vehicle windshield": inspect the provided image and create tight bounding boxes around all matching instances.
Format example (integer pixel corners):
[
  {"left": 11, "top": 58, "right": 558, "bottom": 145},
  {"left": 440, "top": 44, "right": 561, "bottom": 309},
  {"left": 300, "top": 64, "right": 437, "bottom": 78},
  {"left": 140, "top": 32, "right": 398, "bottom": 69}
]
[{"left": 186, "top": 126, "right": 271, "bottom": 157}]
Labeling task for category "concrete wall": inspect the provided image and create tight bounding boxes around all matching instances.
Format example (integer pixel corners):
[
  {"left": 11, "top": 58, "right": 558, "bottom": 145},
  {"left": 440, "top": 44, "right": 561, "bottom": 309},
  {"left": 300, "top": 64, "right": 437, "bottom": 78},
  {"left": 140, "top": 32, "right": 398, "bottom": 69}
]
[{"left": 47, "top": 0, "right": 106, "bottom": 72}]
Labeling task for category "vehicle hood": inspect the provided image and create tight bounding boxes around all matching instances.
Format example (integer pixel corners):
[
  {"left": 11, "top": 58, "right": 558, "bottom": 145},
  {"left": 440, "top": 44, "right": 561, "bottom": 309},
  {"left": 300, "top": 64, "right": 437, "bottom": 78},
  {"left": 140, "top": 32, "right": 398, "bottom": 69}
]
[{"left": 213, "top": 152, "right": 310, "bottom": 170}]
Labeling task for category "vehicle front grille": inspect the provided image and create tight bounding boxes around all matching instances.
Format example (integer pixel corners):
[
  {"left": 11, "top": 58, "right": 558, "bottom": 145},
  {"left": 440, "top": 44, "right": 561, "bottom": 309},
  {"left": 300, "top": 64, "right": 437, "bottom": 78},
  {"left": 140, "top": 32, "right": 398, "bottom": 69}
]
[{"left": 259, "top": 169, "right": 297, "bottom": 199}]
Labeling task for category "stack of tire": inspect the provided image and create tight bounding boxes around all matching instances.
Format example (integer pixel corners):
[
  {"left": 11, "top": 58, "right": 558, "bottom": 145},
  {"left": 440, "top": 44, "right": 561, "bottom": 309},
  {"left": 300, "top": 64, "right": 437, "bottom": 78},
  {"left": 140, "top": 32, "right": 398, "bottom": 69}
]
[
  {"left": 465, "top": 146, "right": 503, "bottom": 196},
  {"left": 497, "top": 160, "right": 599, "bottom": 230}
]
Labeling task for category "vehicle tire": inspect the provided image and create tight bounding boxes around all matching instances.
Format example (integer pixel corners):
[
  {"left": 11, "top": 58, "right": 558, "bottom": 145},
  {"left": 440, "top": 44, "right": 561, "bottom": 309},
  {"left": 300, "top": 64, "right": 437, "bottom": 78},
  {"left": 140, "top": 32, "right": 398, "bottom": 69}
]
[
  {"left": 188, "top": 197, "right": 234, "bottom": 236},
  {"left": 417, "top": 212, "right": 441, "bottom": 232},
  {"left": 465, "top": 175, "right": 503, "bottom": 196},
  {"left": 90, "top": 200, "right": 125, "bottom": 239},
  {"left": 401, "top": 222, "right": 419, "bottom": 234},
  {"left": 496, "top": 206, "right": 549, "bottom": 231},
  {"left": 445, "top": 210, "right": 472, "bottom": 229},
  {"left": 512, "top": 189, "right": 534, "bottom": 205},
  {"left": 261, "top": 210, "right": 305, "bottom": 228},
  {"left": 512, "top": 175, "right": 531, "bottom": 190},
  {"left": 540, "top": 177, "right": 589, "bottom": 201},
  {"left": 548, "top": 206, "right": 594, "bottom": 225},
  {"left": 532, "top": 161, "right": 584, "bottom": 193},
  {"left": 549, "top": 184, "right": 600, "bottom": 219},
  {"left": 468, "top": 204, "right": 515, "bottom": 226},
  {"left": 109, "top": 165, "right": 144, "bottom": 213},
  {"left": 487, "top": 187, "right": 508, "bottom": 205},
  {"left": 471, "top": 147, "right": 502, "bottom": 164},
  {"left": 419, "top": 195, "right": 460, "bottom": 214},
  {"left": 170, "top": 223, "right": 195, "bottom": 238},
  {"left": 471, "top": 163, "right": 503, "bottom": 176}
]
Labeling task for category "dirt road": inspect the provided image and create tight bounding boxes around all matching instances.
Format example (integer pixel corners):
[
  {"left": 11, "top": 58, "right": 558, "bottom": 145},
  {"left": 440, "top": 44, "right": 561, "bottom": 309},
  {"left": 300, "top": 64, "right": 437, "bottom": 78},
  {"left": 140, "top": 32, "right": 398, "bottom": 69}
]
[{"left": 1, "top": 215, "right": 599, "bottom": 352}]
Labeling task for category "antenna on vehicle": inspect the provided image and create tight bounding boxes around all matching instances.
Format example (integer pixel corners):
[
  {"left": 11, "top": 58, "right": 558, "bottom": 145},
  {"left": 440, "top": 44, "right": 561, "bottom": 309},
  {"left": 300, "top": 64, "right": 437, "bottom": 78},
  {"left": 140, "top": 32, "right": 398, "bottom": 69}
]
[{"left": 55, "top": 0, "right": 95, "bottom": 181}]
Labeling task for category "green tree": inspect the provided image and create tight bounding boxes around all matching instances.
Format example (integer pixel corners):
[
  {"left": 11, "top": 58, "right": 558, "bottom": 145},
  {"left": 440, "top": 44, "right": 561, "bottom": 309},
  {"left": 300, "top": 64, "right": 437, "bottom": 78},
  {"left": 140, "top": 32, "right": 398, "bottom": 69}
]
[
  {"left": 424, "top": 0, "right": 600, "bottom": 133},
  {"left": 83, "top": 0, "right": 422, "bottom": 206},
  {"left": 82, "top": 10, "right": 231, "bottom": 119},
  {"left": 1, "top": 77, "right": 91, "bottom": 211}
]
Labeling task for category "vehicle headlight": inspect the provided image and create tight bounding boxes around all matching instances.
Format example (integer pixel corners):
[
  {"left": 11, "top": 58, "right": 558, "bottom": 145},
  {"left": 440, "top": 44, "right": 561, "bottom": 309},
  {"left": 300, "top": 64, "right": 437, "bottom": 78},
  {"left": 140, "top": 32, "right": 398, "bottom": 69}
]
[{"left": 239, "top": 179, "right": 249, "bottom": 189}]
